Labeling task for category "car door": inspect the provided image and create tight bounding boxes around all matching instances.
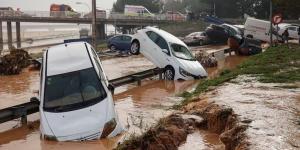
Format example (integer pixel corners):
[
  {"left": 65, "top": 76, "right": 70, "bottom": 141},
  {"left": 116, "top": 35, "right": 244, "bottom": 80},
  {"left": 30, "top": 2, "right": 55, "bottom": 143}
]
[
  {"left": 288, "top": 26, "right": 298, "bottom": 39},
  {"left": 112, "top": 36, "right": 122, "bottom": 50},
  {"left": 121, "top": 36, "right": 132, "bottom": 51},
  {"left": 144, "top": 31, "right": 170, "bottom": 68}
]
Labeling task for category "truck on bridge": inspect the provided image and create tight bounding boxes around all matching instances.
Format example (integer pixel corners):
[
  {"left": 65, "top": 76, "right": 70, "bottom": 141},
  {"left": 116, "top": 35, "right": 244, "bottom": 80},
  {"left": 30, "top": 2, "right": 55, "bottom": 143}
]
[{"left": 50, "top": 4, "right": 80, "bottom": 18}]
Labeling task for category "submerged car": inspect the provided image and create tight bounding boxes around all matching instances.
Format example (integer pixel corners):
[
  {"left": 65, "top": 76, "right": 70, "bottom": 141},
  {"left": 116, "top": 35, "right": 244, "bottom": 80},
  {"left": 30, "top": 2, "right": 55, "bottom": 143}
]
[
  {"left": 107, "top": 35, "right": 132, "bottom": 51},
  {"left": 39, "top": 42, "right": 123, "bottom": 141},
  {"left": 130, "top": 26, "right": 207, "bottom": 80},
  {"left": 182, "top": 32, "right": 208, "bottom": 46}
]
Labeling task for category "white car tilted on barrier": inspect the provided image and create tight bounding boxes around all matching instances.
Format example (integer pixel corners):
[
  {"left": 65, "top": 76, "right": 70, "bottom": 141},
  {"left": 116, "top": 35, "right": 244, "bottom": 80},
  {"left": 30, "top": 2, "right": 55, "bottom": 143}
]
[
  {"left": 39, "top": 42, "right": 123, "bottom": 141},
  {"left": 130, "top": 26, "right": 207, "bottom": 80}
]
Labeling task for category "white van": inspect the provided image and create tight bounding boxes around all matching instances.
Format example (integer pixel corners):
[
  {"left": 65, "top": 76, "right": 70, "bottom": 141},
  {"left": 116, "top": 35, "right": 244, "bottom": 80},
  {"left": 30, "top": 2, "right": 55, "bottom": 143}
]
[
  {"left": 244, "top": 17, "right": 279, "bottom": 42},
  {"left": 130, "top": 27, "right": 207, "bottom": 80},
  {"left": 39, "top": 42, "right": 123, "bottom": 141},
  {"left": 124, "top": 5, "right": 154, "bottom": 17}
]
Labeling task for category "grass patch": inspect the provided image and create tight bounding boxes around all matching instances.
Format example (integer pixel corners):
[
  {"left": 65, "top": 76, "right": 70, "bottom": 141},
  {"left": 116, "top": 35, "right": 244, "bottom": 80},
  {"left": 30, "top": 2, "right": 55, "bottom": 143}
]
[{"left": 176, "top": 44, "right": 300, "bottom": 108}]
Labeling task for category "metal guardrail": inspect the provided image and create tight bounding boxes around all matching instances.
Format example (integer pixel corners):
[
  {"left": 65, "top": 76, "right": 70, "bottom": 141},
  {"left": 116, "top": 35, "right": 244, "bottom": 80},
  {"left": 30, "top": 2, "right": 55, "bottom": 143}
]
[{"left": 0, "top": 67, "right": 164, "bottom": 124}]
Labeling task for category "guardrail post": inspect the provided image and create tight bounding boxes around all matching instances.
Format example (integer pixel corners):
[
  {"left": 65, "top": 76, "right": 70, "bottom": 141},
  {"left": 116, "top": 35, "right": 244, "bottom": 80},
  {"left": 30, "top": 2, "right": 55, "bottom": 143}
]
[
  {"left": 16, "top": 22, "right": 21, "bottom": 48},
  {"left": 0, "top": 21, "right": 3, "bottom": 54},
  {"left": 7, "top": 21, "right": 13, "bottom": 50},
  {"left": 132, "top": 75, "right": 141, "bottom": 86},
  {"left": 13, "top": 106, "right": 27, "bottom": 125}
]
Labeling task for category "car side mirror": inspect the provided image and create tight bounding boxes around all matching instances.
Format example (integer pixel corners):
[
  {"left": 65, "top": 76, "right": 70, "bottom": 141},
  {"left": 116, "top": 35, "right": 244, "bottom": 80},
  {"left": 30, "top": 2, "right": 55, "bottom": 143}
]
[
  {"left": 162, "top": 49, "right": 169, "bottom": 54},
  {"left": 30, "top": 97, "right": 39, "bottom": 103},
  {"left": 108, "top": 84, "right": 115, "bottom": 95}
]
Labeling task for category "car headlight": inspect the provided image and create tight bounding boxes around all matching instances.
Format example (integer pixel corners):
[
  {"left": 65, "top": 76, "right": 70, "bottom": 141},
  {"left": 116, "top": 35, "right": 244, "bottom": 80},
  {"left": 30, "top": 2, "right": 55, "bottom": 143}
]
[
  {"left": 43, "top": 134, "right": 58, "bottom": 141},
  {"left": 100, "top": 118, "right": 117, "bottom": 138},
  {"left": 179, "top": 67, "right": 192, "bottom": 77}
]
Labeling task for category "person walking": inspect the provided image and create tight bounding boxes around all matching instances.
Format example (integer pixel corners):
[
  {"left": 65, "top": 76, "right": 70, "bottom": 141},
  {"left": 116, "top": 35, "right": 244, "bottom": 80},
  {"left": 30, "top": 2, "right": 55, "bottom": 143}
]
[{"left": 282, "top": 28, "right": 289, "bottom": 44}]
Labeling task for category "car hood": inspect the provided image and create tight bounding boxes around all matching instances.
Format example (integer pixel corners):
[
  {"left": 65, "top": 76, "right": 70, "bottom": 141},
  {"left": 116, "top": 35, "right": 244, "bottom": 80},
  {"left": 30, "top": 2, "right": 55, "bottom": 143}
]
[
  {"left": 43, "top": 99, "right": 111, "bottom": 139},
  {"left": 176, "top": 58, "right": 208, "bottom": 77}
]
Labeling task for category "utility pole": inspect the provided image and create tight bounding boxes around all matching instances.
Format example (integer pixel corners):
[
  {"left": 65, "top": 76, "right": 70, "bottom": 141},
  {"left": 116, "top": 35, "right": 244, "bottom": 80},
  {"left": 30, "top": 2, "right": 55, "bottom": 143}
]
[
  {"left": 92, "top": 0, "right": 97, "bottom": 48},
  {"left": 269, "top": 0, "right": 273, "bottom": 46}
]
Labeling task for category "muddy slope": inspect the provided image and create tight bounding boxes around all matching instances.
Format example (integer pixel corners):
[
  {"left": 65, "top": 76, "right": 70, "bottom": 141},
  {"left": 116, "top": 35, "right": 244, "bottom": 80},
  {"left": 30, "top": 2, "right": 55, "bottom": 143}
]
[{"left": 116, "top": 101, "right": 248, "bottom": 150}]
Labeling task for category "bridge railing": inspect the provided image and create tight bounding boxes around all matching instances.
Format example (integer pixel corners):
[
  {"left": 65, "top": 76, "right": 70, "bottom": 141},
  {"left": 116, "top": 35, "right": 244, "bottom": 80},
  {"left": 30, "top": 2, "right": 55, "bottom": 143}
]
[{"left": 0, "top": 10, "right": 186, "bottom": 21}]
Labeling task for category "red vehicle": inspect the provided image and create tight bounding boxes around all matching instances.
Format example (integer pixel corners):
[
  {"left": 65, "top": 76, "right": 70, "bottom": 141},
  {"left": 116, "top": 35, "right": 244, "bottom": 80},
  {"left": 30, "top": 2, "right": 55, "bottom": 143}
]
[
  {"left": 50, "top": 4, "right": 80, "bottom": 18},
  {"left": 165, "top": 11, "right": 185, "bottom": 21}
]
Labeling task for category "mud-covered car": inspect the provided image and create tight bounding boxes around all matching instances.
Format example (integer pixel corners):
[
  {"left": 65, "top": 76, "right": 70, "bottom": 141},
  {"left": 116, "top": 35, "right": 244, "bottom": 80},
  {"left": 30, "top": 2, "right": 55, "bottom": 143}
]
[{"left": 130, "top": 26, "right": 207, "bottom": 80}]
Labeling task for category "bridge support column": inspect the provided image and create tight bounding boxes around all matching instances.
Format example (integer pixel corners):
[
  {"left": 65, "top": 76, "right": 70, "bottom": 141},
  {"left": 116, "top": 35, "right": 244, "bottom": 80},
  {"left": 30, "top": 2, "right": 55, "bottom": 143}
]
[
  {"left": 96, "top": 24, "right": 105, "bottom": 40},
  {"left": 16, "top": 22, "right": 21, "bottom": 48},
  {"left": 7, "top": 21, "right": 13, "bottom": 50},
  {"left": 0, "top": 21, "right": 3, "bottom": 54}
]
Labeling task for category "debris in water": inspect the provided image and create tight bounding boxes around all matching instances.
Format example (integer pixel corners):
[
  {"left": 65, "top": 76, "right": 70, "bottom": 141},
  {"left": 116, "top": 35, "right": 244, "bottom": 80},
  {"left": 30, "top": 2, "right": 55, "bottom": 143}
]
[{"left": 0, "top": 49, "right": 31, "bottom": 75}]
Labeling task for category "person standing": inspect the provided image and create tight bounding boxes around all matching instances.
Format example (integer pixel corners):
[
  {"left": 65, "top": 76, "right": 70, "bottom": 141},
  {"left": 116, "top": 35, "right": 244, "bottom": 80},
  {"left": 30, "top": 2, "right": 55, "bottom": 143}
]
[
  {"left": 298, "top": 27, "right": 300, "bottom": 44},
  {"left": 282, "top": 28, "right": 289, "bottom": 44}
]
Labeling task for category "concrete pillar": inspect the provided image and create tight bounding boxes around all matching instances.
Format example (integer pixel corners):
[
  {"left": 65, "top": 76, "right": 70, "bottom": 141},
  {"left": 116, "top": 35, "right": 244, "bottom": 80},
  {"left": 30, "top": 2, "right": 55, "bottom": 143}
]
[
  {"left": 7, "top": 21, "right": 13, "bottom": 50},
  {"left": 96, "top": 24, "right": 105, "bottom": 40},
  {"left": 16, "top": 22, "right": 21, "bottom": 48},
  {"left": 0, "top": 21, "right": 3, "bottom": 53}
]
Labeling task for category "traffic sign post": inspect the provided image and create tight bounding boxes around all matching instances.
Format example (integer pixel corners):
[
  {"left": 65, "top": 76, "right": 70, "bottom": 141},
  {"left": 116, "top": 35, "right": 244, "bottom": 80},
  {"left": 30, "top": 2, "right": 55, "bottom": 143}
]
[{"left": 273, "top": 13, "right": 283, "bottom": 25}]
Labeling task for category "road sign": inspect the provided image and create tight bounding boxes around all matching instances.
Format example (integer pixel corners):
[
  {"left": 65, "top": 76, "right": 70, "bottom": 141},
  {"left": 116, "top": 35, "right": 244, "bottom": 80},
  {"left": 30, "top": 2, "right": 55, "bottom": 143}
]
[{"left": 273, "top": 14, "right": 283, "bottom": 25}]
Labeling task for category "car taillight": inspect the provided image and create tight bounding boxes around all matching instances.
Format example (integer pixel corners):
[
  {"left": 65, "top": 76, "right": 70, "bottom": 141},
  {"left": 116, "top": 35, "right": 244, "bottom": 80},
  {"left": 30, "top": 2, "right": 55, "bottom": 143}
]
[{"left": 100, "top": 118, "right": 117, "bottom": 138}]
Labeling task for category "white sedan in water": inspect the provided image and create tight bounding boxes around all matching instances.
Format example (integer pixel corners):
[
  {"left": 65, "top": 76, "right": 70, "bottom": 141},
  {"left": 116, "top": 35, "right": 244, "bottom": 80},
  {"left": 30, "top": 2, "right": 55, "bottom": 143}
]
[
  {"left": 130, "top": 26, "right": 207, "bottom": 80},
  {"left": 39, "top": 42, "right": 123, "bottom": 141}
]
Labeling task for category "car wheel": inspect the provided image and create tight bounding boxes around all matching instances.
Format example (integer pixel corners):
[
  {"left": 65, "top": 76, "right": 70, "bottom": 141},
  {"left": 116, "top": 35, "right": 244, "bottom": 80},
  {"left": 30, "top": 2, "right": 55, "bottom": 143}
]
[
  {"left": 199, "top": 40, "right": 204, "bottom": 46},
  {"left": 130, "top": 40, "right": 140, "bottom": 55},
  {"left": 110, "top": 45, "right": 117, "bottom": 51},
  {"left": 164, "top": 66, "right": 175, "bottom": 80}
]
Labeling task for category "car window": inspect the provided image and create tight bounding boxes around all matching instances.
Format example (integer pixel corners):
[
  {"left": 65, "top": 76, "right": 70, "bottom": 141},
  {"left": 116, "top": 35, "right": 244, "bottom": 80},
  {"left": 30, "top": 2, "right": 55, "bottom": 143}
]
[
  {"left": 170, "top": 43, "right": 195, "bottom": 61},
  {"left": 288, "top": 26, "right": 296, "bottom": 31},
  {"left": 113, "top": 36, "right": 122, "bottom": 41},
  {"left": 146, "top": 31, "right": 169, "bottom": 51},
  {"left": 44, "top": 68, "right": 107, "bottom": 112},
  {"left": 122, "top": 36, "right": 132, "bottom": 42},
  {"left": 146, "top": 31, "right": 159, "bottom": 42},
  {"left": 202, "top": 33, "right": 206, "bottom": 36}
]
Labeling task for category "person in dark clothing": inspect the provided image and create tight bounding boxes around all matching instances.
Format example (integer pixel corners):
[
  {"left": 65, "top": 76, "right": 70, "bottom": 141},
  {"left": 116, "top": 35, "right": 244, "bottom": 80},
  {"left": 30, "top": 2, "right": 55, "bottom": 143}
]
[
  {"left": 298, "top": 28, "right": 300, "bottom": 44},
  {"left": 283, "top": 29, "right": 289, "bottom": 44}
]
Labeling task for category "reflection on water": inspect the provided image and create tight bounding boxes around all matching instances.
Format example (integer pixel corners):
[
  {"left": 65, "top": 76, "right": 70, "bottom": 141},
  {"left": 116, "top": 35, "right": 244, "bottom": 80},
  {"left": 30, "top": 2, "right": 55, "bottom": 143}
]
[{"left": 0, "top": 68, "right": 39, "bottom": 109}]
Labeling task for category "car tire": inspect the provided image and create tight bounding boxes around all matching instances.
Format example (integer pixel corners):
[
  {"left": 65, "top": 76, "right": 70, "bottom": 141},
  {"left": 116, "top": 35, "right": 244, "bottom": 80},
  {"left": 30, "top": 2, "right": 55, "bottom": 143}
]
[
  {"left": 199, "top": 40, "right": 204, "bottom": 46},
  {"left": 164, "top": 66, "right": 175, "bottom": 80},
  {"left": 130, "top": 40, "right": 140, "bottom": 55},
  {"left": 110, "top": 45, "right": 117, "bottom": 51}
]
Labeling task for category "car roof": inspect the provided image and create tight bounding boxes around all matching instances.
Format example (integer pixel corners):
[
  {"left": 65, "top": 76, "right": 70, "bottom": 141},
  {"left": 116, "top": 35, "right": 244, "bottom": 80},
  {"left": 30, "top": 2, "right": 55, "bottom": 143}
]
[
  {"left": 46, "top": 42, "right": 93, "bottom": 76},
  {"left": 146, "top": 26, "right": 186, "bottom": 46}
]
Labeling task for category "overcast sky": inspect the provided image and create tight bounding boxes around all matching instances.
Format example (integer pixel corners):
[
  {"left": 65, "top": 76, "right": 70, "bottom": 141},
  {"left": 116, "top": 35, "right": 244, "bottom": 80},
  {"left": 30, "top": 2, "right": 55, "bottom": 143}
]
[{"left": 0, "top": 0, "right": 116, "bottom": 12}]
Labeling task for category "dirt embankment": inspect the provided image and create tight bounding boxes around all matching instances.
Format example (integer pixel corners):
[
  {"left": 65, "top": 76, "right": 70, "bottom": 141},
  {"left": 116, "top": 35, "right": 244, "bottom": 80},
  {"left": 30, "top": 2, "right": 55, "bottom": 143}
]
[{"left": 116, "top": 99, "right": 248, "bottom": 150}]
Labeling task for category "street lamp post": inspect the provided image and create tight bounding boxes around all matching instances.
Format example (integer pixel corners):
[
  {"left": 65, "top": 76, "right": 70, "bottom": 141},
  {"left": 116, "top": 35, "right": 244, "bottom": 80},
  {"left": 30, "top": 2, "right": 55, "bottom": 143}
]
[
  {"left": 92, "top": 0, "right": 97, "bottom": 49},
  {"left": 269, "top": 0, "right": 273, "bottom": 46}
]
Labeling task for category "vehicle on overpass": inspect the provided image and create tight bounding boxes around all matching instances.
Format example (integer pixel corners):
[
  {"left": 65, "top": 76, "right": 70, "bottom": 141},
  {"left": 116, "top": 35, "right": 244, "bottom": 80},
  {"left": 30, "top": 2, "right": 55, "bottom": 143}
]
[
  {"left": 124, "top": 5, "right": 154, "bottom": 17},
  {"left": 50, "top": 4, "right": 81, "bottom": 18},
  {"left": 39, "top": 42, "right": 123, "bottom": 141},
  {"left": 0, "top": 7, "right": 31, "bottom": 17},
  {"left": 107, "top": 34, "right": 132, "bottom": 51},
  {"left": 84, "top": 9, "right": 106, "bottom": 18},
  {"left": 130, "top": 26, "right": 207, "bottom": 80},
  {"left": 165, "top": 11, "right": 186, "bottom": 21}
]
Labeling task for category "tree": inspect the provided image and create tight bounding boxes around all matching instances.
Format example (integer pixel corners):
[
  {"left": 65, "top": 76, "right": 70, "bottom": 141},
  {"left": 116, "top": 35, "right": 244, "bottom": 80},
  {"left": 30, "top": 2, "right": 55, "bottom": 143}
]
[{"left": 112, "top": 0, "right": 162, "bottom": 13}]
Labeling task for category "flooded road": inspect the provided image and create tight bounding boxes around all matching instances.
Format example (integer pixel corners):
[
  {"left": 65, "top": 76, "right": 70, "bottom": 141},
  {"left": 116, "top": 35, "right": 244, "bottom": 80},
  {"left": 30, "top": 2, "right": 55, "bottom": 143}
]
[{"left": 0, "top": 46, "right": 248, "bottom": 149}]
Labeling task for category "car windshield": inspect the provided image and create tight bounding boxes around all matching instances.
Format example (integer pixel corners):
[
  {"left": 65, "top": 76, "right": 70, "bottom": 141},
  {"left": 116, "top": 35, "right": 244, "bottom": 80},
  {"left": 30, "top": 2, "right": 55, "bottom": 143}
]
[
  {"left": 44, "top": 68, "right": 107, "bottom": 112},
  {"left": 170, "top": 43, "right": 195, "bottom": 61}
]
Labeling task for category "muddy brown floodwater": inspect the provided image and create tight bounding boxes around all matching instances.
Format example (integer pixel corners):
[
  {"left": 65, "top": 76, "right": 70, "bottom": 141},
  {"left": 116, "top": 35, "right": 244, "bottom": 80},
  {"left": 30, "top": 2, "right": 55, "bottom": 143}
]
[{"left": 0, "top": 47, "right": 248, "bottom": 150}]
